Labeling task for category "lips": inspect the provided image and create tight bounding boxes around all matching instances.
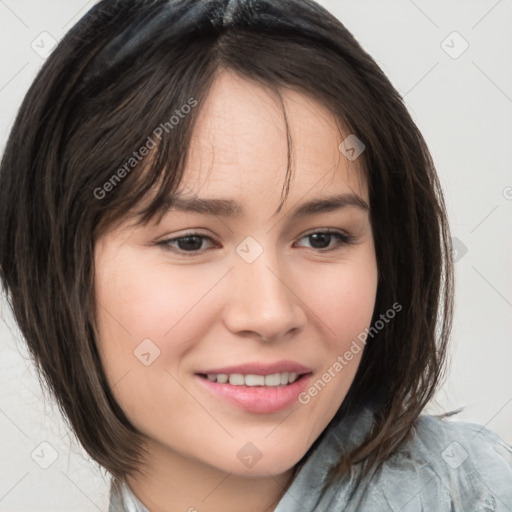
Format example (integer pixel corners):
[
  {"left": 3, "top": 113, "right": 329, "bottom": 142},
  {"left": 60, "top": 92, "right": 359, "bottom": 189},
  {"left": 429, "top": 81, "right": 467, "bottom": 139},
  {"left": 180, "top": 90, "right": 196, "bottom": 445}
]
[{"left": 194, "top": 360, "right": 313, "bottom": 413}]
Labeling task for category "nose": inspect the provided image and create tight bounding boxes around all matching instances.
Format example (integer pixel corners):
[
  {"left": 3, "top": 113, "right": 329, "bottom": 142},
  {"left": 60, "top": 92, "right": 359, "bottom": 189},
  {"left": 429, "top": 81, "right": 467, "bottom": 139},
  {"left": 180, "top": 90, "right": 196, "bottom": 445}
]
[{"left": 222, "top": 248, "right": 306, "bottom": 343}]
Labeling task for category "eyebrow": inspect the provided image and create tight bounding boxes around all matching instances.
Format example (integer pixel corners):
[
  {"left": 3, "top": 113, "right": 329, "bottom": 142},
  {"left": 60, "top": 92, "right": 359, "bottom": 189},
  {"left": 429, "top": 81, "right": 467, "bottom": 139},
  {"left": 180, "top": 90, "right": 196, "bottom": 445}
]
[{"left": 160, "top": 192, "right": 369, "bottom": 219}]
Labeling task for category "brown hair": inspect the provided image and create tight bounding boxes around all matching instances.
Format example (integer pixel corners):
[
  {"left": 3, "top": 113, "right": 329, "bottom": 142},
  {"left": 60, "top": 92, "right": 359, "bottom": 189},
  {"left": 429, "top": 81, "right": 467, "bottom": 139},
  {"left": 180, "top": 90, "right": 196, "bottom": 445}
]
[{"left": 0, "top": 0, "right": 453, "bottom": 488}]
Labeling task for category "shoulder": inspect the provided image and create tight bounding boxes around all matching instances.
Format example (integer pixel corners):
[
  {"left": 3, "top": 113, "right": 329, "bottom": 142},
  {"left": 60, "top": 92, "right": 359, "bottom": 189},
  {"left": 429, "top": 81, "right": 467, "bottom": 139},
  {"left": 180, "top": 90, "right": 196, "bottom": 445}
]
[
  {"left": 412, "top": 414, "right": 512, "bottom": 476},
  {"left": 367, "top": 414, "right": 512, "bottom": 510},
  {"left": 273, "top": 405, "right": 512, "bottom": 511}
]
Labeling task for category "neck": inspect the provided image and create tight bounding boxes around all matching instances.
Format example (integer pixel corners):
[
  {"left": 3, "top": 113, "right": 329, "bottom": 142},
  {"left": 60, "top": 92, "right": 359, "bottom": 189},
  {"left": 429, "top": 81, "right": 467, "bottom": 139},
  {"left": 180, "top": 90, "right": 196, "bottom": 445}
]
[{"left": 125, "top": 442, "right": 297, "bottom": 512}]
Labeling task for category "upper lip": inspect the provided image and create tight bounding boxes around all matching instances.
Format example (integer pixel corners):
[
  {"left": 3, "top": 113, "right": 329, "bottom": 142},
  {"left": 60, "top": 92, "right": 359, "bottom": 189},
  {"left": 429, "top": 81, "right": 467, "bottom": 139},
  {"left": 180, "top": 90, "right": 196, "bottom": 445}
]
[{"left": 197, "top": 360, "right": 312, "bottom": 376}]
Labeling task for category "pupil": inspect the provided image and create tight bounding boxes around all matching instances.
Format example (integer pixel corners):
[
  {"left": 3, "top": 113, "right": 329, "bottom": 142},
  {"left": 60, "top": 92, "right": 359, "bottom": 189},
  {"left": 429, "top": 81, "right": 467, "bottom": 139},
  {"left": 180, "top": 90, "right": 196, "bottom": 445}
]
[
  {"left": 309, "top": 233, "right": 330, "bottom": 249},
  {"left": 179, "top": 236, "right": 203, "bottom": 251}
]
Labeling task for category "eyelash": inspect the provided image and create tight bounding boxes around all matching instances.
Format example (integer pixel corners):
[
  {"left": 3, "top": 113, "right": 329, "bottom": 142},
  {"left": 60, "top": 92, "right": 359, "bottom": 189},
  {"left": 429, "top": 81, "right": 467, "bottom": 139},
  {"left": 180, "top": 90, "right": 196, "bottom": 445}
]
[{"left": 156, "top": 229, "right": 355, "bottom": 256}]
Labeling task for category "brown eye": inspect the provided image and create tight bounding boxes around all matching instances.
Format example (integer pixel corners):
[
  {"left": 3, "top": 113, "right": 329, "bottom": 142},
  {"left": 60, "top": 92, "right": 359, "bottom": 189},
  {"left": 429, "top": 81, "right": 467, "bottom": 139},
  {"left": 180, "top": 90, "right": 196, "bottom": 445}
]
[
  {"left": 157, "top": 233, "right": 217, "bottom": 255},
  {"left": 294, "top": 230, "right": 354, "bottom": 251}
]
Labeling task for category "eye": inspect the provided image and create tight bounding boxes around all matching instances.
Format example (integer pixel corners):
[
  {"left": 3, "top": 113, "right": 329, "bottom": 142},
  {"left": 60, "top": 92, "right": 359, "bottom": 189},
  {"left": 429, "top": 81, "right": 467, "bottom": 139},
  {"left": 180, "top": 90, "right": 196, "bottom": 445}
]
[
  {"left": 156, "top": 232, "right": 218, "bottom": 255},
  {"left": 294, "top": 229, "right": 354, "bottom": 252}
]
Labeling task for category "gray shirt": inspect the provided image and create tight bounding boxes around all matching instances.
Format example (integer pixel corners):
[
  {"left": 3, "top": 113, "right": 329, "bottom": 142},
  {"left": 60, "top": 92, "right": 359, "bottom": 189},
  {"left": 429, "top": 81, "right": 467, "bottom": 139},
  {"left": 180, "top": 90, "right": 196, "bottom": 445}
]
[{"left": 109, "top": 401, "right": 512, "bottom": 511}]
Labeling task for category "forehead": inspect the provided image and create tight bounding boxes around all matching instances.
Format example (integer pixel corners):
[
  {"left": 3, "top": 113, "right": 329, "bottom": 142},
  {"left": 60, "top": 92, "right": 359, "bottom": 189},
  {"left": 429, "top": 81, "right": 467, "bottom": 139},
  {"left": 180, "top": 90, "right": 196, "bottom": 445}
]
[{"left": 181, "top": 69, "right": 367, "bottom": 202}]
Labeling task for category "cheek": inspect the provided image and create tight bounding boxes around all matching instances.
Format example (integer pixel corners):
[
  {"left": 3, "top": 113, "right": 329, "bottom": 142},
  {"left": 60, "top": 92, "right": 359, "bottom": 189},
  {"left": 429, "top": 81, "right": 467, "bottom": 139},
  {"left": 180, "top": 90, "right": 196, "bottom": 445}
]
[
  {"left": 304, "top": 253, "right": 378, "bottom": 346},
  {"left": 329, "top": 268, "right": 377, "bottom": 338},
  {"left": 294, "top": 259, "right": 377, "bottom": 429},
  {"left": 94, "top": 250, "right": 226, "bottom": 383},
  {"left": 93, "top": 254, "right": 218, "bottom": 430}
]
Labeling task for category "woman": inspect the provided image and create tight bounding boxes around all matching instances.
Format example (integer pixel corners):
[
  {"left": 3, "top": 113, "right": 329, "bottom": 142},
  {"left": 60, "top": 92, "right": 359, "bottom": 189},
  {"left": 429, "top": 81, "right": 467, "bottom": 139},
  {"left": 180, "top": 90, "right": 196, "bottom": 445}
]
[{"left": 0, "top": 0, "right": 510, "bottom": 511}]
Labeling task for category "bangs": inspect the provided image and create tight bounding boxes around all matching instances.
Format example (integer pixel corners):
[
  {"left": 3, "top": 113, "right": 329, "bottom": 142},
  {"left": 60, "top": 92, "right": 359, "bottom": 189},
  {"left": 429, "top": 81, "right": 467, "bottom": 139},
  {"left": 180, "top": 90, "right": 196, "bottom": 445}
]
[
  {"left": 72, "top": 0, "right": 366, "bottom": 239},
  {"left": 89, "top": 65, "right": 299, "bottom": 237}
]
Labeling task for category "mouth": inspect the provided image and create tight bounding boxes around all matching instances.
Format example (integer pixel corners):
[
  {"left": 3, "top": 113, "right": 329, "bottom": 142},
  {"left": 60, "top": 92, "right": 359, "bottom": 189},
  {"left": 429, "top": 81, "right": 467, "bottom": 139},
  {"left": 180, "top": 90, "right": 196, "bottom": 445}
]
[
  {"left": 196, "top": 371, "right": 307, "bottom": 387},
  {"left": 194, "top": 362, "right": 313, "bottom": 413}
]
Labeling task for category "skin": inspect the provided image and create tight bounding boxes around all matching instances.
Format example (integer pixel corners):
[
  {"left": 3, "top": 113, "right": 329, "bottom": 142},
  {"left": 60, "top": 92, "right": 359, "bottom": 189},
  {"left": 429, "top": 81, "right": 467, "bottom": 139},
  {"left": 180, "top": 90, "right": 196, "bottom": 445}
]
[{"left": 94, "top": 69, "right": 378, "bottom": 512}]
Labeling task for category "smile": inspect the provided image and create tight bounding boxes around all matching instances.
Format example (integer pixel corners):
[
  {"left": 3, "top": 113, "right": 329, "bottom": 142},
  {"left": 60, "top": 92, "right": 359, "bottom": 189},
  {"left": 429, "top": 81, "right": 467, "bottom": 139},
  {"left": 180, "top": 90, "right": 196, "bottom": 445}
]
[
  {"left": 199, "top": 372, "right": 301, "bottom": 386},
  {"left": 195, "top": 362, "right": 313, "bottom": 413}
]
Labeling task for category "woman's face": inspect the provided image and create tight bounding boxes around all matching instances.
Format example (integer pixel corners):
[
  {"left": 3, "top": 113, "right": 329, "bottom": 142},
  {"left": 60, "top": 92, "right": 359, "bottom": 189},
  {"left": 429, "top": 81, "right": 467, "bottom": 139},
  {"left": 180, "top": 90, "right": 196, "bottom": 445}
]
[{"left": 94, "top": 69, "right": 378, "bottom": 478}]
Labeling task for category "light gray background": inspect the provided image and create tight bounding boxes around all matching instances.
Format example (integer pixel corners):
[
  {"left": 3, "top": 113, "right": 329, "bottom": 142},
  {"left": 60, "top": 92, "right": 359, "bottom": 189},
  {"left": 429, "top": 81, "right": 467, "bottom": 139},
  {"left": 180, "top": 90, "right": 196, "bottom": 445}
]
[{"left": 1, "top": 1, "right": 511, "bottom": 511}]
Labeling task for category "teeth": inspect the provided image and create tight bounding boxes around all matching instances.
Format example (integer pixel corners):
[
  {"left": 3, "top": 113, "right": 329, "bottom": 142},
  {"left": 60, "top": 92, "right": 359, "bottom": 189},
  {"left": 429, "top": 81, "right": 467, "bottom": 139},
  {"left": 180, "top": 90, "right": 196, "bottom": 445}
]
[
  {"left": 204, "top": 372, "right": 301, "bottom": 386},
  {"left": 265, "top": 373, "right": 281, "bottom": 386},
  {"left": 228, "top": 374, "right": 245, "bottom": 386},
  {"left": 245, "top": 374, "right": 265, "bottom": 386}
]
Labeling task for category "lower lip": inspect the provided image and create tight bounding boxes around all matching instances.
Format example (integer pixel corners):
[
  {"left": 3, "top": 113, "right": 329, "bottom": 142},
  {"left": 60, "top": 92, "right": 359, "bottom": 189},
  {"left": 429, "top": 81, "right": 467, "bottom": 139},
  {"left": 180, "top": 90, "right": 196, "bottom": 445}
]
[{"left": 195, "top": 374, "right": 312, "bottom": 414}]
